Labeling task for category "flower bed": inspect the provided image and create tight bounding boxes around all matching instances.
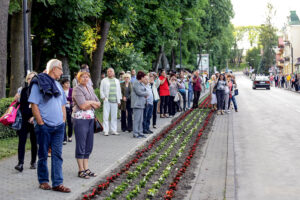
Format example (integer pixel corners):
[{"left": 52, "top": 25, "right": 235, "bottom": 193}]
[{"left": 81, "top": 95, "right": 213, "bottom": 200}]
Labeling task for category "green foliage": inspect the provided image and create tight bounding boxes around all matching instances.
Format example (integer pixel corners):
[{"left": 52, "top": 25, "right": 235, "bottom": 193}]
[
  {"left": 0, "top": 137, "right": 31, "bottom": 160},
  {"left": 246, "top": 47, "right": 261, "bottom": 72},
  {"left": 8, "top": 0, "right": 21, "bottom": 14},
  {"left": 0, "top": 98, "right": 17, "bottom": 139}
]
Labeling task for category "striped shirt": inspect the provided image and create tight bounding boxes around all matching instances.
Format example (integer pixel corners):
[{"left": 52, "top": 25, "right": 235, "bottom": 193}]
[{"left": 108, "top": 78, "right": 117, "bottom": 103}]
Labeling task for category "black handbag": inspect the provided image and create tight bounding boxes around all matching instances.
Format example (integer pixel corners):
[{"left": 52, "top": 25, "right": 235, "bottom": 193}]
[
  {"left": 234, "top": 89, "right": 239, "bottom": 96},
  {"left": 94, "top": 117, "right": 103, "bottom": 133}
]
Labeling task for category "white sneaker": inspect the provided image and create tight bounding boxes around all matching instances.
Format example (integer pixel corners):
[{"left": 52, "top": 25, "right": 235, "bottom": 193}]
[
  {"left": 227, "top": 110, "right": 231, "bottom": 113},
  {"left": 112, "top": 131, "right": 120, "bottom": 135},
  {"left": 104, "top": 132, "right": 109, "bottom": 136}
]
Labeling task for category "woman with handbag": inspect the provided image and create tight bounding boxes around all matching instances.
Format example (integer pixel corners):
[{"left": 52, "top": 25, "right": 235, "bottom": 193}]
[
  {"left": 229, "top": 75, "right": 238, "bottom": 112},
  {"left": 15, "top": 72, "right": 38, "bottom": 172},
  {"left": 72, "top": 71, "right": 101, "bottom": 179}
]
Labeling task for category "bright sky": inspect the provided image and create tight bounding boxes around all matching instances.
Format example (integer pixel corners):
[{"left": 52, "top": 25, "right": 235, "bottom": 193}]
[{"left": 231, "top": 0, "right": 300, "bottom": 29}]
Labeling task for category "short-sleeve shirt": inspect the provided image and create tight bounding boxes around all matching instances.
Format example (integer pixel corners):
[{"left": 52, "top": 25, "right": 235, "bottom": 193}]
[
  {"left": 28, "top": 81, "right": 67, "bottom": 126},
  {"left": 193, "top": 76, "right": 202, "bottom": 92},
  {"left": 159, "top": 76, "right": 170, "bottom": 96}
]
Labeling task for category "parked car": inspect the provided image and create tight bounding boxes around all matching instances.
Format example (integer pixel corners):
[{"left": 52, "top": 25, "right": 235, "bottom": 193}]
[{"left": 253, "top": 76, "right": 270, "bottom": 90}]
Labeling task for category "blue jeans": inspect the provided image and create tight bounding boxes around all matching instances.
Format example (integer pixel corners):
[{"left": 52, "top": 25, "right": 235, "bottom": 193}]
[
  {"left": 35, "top": 123, "right": 65, "bottom": 187},
  {"left": 229, "top": 95, "right": 238, "bottom": 110},
  {"left": 179, "top": 89, "right": 186, "bottom": 110},
  {"left": 188, "top": 90, "right": 193, "bottom": 108},
  {"left": 143, "top": 104, "right": 153, "bottom": 132}
]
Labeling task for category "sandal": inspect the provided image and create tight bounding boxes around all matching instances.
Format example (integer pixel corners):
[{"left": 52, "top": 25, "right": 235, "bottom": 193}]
[
  {"left": 39, "top": 182, "right": 52, "bottom": 190},
  {"left": 78, "top": 170, "right": 90, "bottom": 179},
  {"left": 85, "top": 169, "right": 97, "bottom": 177},
  {"left": 52, "top": 184, "right": 71, "bottom": 193}
]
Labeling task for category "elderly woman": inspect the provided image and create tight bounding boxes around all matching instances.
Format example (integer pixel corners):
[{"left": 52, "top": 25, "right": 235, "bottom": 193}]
[
  {"left": 72, "top": 71, "right": 101, "bottom": 179},
  {"left": 131, "top": 71, "right": 148, "bottom": 138},
  {"left": 15, "top": 71, "right": 38, "bottom": 172},
  {"left": 120, "top": 73, "right": 133, "bottom": 132}
]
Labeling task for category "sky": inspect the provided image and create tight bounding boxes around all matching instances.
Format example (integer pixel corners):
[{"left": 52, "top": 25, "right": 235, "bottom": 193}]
[{"left": 231, "top": 0, "right": 300, "bottom": 29}]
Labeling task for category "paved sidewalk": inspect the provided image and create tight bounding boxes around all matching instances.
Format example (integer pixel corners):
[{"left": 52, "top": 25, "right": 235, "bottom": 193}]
[
  {"left": 0, "top": 92, "right": 208, "bottom": 200},
  {"left": 185, "top": 111, "right": 235, "bottom": 200}
]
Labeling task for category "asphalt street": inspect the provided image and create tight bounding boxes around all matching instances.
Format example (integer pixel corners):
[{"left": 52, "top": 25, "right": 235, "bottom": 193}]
[{"left": 231, "top": 73, "right": 300, "bottom": 200}]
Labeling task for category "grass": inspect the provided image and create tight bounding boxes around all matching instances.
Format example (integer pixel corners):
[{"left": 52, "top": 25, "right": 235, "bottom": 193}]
[{"left": 0, "top": 137, "right": 31, "bottom": 160}]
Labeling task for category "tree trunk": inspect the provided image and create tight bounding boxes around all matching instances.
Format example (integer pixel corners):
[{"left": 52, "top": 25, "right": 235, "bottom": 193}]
[
  {"left": 9, "top": 11, "right": 24, "bottom": 97},
  {"left": 0, "top": 0, "right": 10, "bottom": 98},
  {"left": 91, "top": 20, "right": 111, "bottom": 88},
  {"left": 161, "top": 51, "right": 169, "bottom": 71},
  {"left": 58, "top": 55, "right": 70, "bottom": 76},
  {"left": 154, "top": 46, "right": 164, "bottom": 72},
  {"left": 171, "top": 48, "right": 176, "bottom": 71},
  {"left": 33, "top": 36, "right": 44, "bottom": 72}
]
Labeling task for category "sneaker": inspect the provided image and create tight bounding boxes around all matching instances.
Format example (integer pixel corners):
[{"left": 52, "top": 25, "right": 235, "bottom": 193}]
[
  {"left": 112, "top": 131, "right": 120, "bottom": 135},
  {"left": 104, "top": 132, "right": 109, "bottom": 136},
  {"left": 137, "top": 135, "right": 146, "bottom": 138},
  {"left": 68, "top": 138, "right": 72, "bottom": 142},
  {"left": 147, "top": 130, "right": 153, "bottom": 134},
  {"left": 227, "top": 110, "right": 231, "bottom": 113},
  {"left": 235, "top": 109, "right": 238, "bottom": 112},
  {"left": 63, "top": 141, "right": 67, "bottom": 145},
  {"left": 30, "top": 162, "right": 36, "bottom": 169}
]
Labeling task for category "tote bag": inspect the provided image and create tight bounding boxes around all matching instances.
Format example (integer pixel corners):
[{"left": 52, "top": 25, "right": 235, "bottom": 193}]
[{"left": 0, "top": 101, "right": 20, "bottom": 126}]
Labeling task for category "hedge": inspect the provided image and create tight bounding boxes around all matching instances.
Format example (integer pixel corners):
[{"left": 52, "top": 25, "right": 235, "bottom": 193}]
[{"left": 0, "top": 97, "right": 17, "bottom": 139}]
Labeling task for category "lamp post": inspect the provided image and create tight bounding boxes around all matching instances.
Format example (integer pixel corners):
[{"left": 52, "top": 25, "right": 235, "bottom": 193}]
[{"left": 23, "top": 0, "right": 30, "bottom": 77}]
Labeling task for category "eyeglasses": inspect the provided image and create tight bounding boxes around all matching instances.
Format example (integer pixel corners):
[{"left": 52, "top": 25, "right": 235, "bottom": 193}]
[{"left": 56, "top": 66, "right": 63, "bottom": 71}]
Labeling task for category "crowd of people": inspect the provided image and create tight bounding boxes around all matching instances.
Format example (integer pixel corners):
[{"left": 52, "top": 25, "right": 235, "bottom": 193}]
[
  {"left": 210, "top": 72, "right": 238, "bottom": 115},
  {"left": 12, "top": 58, "right": 238, "bottom": 193},
  {"left": 270, "top": 73, "right": 300, "bottom": 90}
]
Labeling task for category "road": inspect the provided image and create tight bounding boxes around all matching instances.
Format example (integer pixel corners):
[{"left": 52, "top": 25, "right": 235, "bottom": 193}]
[{"left": 231, "top": 73, "right": 300, "bottom": 200}]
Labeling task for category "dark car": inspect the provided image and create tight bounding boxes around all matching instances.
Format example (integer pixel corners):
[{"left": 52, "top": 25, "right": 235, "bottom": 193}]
[{"left": 253, "top": 76, "right": 270, "bottom": 90}]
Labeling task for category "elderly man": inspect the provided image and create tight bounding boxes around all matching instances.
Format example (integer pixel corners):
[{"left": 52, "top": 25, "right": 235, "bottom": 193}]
[
  {"left": 131, "top": 69, "right": 137, "bottom": 82},
  {"left": 100, "top": 68, "right": 122, "bottom": 136},
  {"left": 28, "top": 59, "right": 70, "bottom": 192}
]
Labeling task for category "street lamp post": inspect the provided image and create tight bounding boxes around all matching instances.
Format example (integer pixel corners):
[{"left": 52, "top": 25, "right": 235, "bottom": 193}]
[{"left": 23, "top": 0, "right": 30, "bottom": 77}]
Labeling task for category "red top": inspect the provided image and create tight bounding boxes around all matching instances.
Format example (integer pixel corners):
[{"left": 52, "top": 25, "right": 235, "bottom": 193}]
[
  {"left": 159, "top": 76, "right": 170, "bottom": 96},
  {"left": 193, "top": 76, "right": 202, "bottom": 92}
]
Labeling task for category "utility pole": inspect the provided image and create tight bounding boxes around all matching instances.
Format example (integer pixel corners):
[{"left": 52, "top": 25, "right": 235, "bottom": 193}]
[{"left": 23, "top": 0, "right": 29, "bottom": 77}]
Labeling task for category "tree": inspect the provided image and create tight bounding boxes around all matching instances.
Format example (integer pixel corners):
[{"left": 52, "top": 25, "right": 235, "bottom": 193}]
[
  {"left": 245, "top": 47, "right": 261, "bottom": 72},
  {"left": 0, "top": 0, "right": 10, "bottom": 98},
  {"left": 258, "top": 3, "right": 278, "bottom": 74}
]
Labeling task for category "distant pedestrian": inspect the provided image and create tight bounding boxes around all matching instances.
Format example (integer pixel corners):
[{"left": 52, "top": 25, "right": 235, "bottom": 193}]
[
  {"left": 187, "top": 75, "right": 193, "bottom": 109},
  {"left": 100, "top": 68, "right": 122, "bottom": 136},
  {"left": 192, "top": 70, "right": 202, "bottom": 108},
  {"left": 149, "top": 72, "right": 160, "bottom": 129},
  {"left": 15, "top": 71, "right": 38, "bottom": 172},
  {"left": 143, "top": 75, "right": 154, "bottom": 134},
  {"left": 131, "top": 69, "right": 137, "bottom": 83},
  {"left": 210, "top": 75, "right": 217, "bottom": 111},
  {"left": 120, "top": 73, "right": 133, "bottom": 132},
  {"left": 131, "top": 71, "right": 148, "bottom": 138},
  {"left": 61, "top": 79, "right": 73, "bottom": 144},
  {"left": 216, "top": 74, "right": 226, "bottom": 115},
  {"left": 72, "top": 71, "right": 101, "bottom": 179},
  {"left": 159, "top": 70, "right": 170, "bottom": 118},
  {"left": 29, "top": 59, "right": 71, "bottom": 192}
]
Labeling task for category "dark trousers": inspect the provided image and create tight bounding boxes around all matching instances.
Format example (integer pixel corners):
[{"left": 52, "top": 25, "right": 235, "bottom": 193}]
[
  {"left": 192, "top": 91, "right": 201, "bottom": 108},
  {"left": 143, "top": 103, "right": 153, "bottom": 132},
  {"left": 64, "top": 107, "right": 73, "bottom": 141},
  {"left": 216, "top": 90, "right": 225, "bottom": 110},
  {"left": 169, "top": 96, "right": 176, "bottom": 116},
  {"left": 35, "top": 123, "right": 65, "bottom": 187},
  {"left": 121, "top": 100, "right": 133, "bottom": 131},
  {"left": 152, "top": 100, "right": 158, "bottom": 126},
  {"left": 160, "top": 95, "right": 169, "bottom": 115},
  {"left": 229, "top": 95, "right": 238, "bottom": 110},
  {"left": 17, "top": 121, "right": 37, "bottom": 164},
  {"left": 73, "top": 119, "right": 94, "bottom": 159}
]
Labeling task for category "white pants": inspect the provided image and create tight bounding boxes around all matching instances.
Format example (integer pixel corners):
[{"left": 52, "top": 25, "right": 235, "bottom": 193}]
[{"left": 103, "top": 101, "right": 118, "bottom": 133}]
